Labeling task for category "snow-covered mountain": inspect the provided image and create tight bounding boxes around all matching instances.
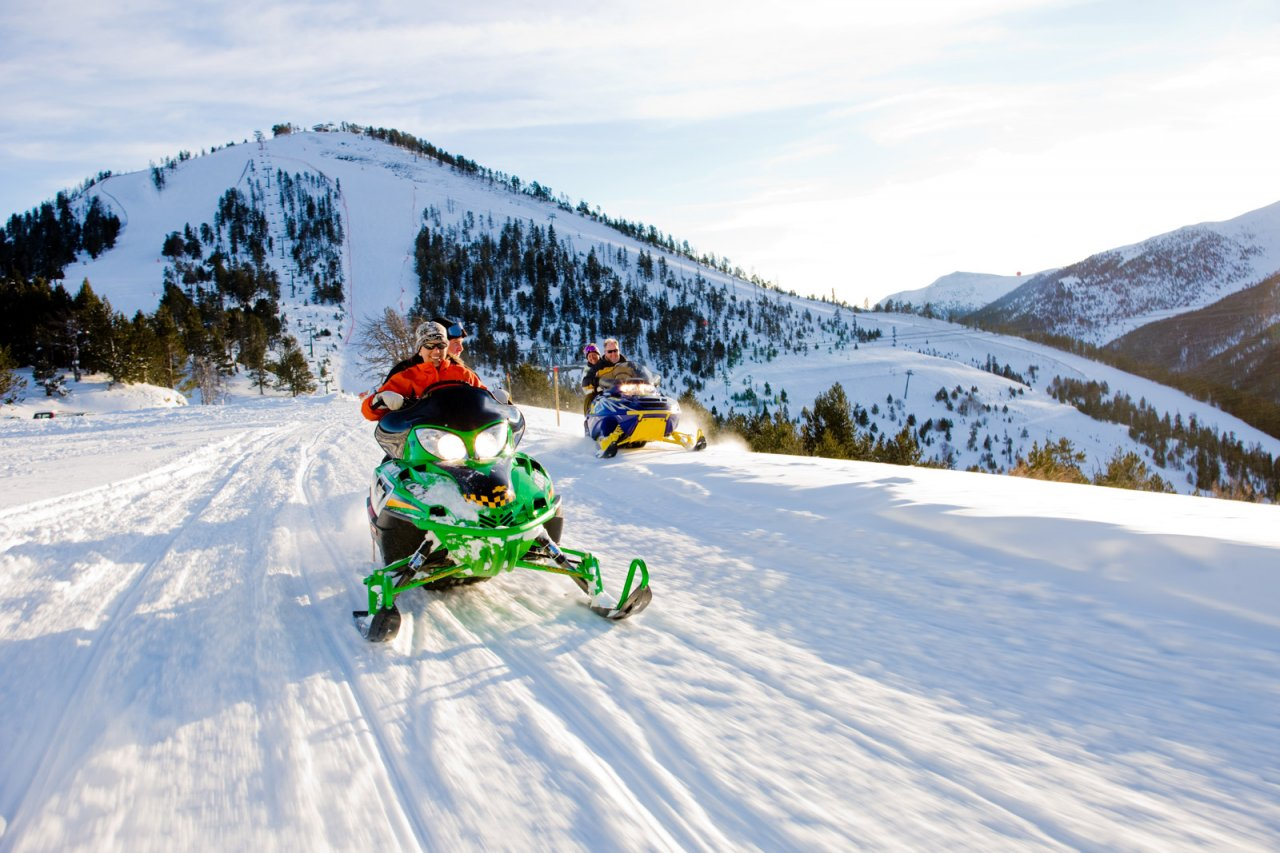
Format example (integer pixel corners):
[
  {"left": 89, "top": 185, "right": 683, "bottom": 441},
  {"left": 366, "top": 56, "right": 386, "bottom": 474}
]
[
  {"left": 878, "top": 270, "right": 1044, "bottom": 319},
  {"left": 58, "top": 127, "right": 820, "bottom": 396},
  {"left": 1, "top": 394, "right": 1278, "bottom": 849},
  {"left": 966, "top": 201, "right": 1280, "bottom": 346},
  {"left": 1108, "top": 270, "right": 1280, "bottom": 378},
  {"left": 16, "top": 127, "right": 1280, "bottom": 494}
]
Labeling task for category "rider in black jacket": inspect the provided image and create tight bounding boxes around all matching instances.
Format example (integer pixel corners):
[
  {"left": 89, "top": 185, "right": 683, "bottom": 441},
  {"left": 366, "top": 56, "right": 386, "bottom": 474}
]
[{"left": 582, "top": 338, "right": 627, "bottom": 412}]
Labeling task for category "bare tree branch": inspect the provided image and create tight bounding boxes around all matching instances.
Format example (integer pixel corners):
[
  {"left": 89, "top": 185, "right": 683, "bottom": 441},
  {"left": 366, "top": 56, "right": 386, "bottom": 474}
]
[{"left": 353, "top": 308, "right": 416, "bottom": 382}]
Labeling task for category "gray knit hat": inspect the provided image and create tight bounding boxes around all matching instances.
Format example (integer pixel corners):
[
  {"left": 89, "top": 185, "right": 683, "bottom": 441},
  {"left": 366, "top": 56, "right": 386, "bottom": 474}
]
[{"left": 414, "top": 321, "right": 448, "bottom": 350}]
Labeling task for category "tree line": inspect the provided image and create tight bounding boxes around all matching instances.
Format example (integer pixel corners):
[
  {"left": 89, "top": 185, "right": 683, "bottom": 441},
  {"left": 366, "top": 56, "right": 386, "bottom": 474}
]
[
  {"left": 0, "top": 182, "right": 330, "bottom": 402},
  {"left": 1047, "top": 376, "right": 1278, "bottom": 500},
  {"left": 709, "top": 382, "right": 930, "bottom": 465},
  {"left": 1, "top": 192, "right": 121, "bottom": 281},
  {"left": 0, "top": 274, "right": 317, "bottom": 401},
  {"left": 702, "top": 381, "right": 1194, "bottom": 496},
  {"left": 965, "top": 322, "right": 1280, "bottom": 442},
  {"left": 404, "top": 212, "right": 879, "bottom": 395}
]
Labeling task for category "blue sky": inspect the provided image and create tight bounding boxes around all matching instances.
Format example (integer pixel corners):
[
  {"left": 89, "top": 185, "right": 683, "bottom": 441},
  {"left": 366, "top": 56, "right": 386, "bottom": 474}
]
[{"left": 3, "top": 0, "right": 1278, "bottom": 305}]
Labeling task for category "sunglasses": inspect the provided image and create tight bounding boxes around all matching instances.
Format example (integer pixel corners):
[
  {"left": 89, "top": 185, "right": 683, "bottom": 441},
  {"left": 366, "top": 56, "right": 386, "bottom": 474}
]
[
  {"left": 605, "top": 349, "right": 619, "bottom": 354},
  {"left": 424, "top": 343, "right": 447, "bottom": 351}
]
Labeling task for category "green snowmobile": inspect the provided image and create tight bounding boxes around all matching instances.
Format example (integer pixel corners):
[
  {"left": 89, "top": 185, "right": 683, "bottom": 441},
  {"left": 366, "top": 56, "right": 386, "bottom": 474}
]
[{"left": 354, "top": 382, "right": 651, "bottom": 642}]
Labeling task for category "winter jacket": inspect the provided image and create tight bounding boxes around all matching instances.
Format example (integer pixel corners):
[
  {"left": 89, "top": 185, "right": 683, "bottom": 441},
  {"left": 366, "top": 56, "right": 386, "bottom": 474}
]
[
  {"left": 382, "top": 352, "right": 468, "bottom": 385},
  {"left": 361, "top": 360, "right": 486, "bottom": 421},
  {"left": 382, "top": 354, "right": 421, "bottom": 385},
  {"left": 583, "top": 355, "right": 627, "bottom": 394}
]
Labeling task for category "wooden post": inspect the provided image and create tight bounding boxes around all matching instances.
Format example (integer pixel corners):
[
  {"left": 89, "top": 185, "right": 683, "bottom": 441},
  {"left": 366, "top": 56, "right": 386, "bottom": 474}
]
[{"left": 553, "top": 366, "right": 560, "bottom": 426}]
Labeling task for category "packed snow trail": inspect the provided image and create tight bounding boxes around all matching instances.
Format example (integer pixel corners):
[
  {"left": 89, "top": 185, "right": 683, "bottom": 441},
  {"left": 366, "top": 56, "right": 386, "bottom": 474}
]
[{"left": 0, "top": 396, "right": 1278, "bottom": 850}]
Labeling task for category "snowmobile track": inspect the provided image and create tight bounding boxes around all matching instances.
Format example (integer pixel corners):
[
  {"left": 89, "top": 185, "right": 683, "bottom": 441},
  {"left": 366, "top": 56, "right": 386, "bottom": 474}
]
[
  {"left": 422, "top": 598, "right": 700, "bottom": 849},
  {"left": 454, "top": 593, "right": 731, "bottom": 851},
  {"left": 1, "top": 431, "right": 272, "bottom": 843},
  {"left": 291, "top": 426, "right": 440, "bottom": 851}
]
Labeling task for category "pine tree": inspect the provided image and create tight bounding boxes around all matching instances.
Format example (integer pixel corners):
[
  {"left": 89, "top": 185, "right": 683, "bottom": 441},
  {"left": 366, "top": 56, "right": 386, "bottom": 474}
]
[
  {"left": 876, "top": 427, "right": 924, "bottom": 466},
  {"left": 746, "top": 407, "right": 804, "bottom": 455},
  {"left": 1093, "top": 449, "right": 1173, "bottom": 493},
  {"left": 73, "top": 281, "right": 116, "bottom": 374},
  {"left": 507, "top": 362, "right": 554, "bottom": 407},
  {"left": 0, "top": 344, "right": 27, "bottom": 403},
  {"left": 1011, "top": 438, "right": 1088, "bottom": 484},
  {"left": 32, "top": 346, "right": 66, "bottom": 397},
  {"left": 149, "top": 308, "right": 187, "bottom": 389},
  {"left": 238, "top": 317, "right": 271, "bottom": 394},
  {"left": 80, "top": 196, "right": 121, "bottom": 258},
  {"left": 801, "top": 383, "right": 858, "bottom": 458},
  {"left": 270, "top": 337, "right": 317, "bottom": 397},
  {"left": 104, "top": 311, "right": 161, "bottom": 385}
]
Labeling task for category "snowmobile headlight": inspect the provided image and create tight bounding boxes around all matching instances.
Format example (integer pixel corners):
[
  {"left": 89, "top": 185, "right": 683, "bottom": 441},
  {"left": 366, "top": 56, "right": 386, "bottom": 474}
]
[
  {"left": 417, "top": 428, "right": 467, "bottom": 462},
  {"left": 472, "top": 422, "right": 510, "bottom": 460},
  {"left": 620, "top": 381, "right": 656, "bottom": 396}
]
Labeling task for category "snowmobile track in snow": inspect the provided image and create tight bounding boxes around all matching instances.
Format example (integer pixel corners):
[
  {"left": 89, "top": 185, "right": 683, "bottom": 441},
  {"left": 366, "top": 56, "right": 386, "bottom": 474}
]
[
  {"left": 291, "top": 426, "right": 440, "bottom": 851},
  {"left": 426, "top": 596, "right": 710, "bottom": 850},
  {"left": 1, "top": 429, "right": 278, "bottom": 842},
  {"left": 458, "top": 594, "right": 737, "bottom": 851}
]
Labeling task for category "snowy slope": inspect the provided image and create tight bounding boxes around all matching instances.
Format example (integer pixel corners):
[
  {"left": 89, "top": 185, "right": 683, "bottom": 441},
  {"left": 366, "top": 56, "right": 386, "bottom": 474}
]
[
  {"left": 60, "top": 130, "right": 765, "bottom": 394},
  {"left": 721, "top": 310, "right": 1280, "bottom": 488},
  {"left": 1, "top": 396, "right": 1278, "bottom": 850}
]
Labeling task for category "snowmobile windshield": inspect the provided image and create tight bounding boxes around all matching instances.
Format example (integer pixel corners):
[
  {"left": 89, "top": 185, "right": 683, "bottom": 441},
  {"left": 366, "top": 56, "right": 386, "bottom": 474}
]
[
  {"left": 382, "top": 383, "right": 516, "bottom": 433},
  {"left": 595, "top": 362, "right": 661, "bottom": 395},
  {"left": 375, "top": 384, "right": 527, "bottom": 460}
]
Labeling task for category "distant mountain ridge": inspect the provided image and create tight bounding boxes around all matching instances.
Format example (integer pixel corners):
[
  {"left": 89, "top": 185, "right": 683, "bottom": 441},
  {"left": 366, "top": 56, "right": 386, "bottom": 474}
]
[
  {"left": 1103, "top": 271, "right": 1280, "bottom": 435},
  {"left": 965, "top": 201, "right": 1280, "bottom": 345},
  {"left": 879, "top": 270, "right": 1049, "bottom": 320}
]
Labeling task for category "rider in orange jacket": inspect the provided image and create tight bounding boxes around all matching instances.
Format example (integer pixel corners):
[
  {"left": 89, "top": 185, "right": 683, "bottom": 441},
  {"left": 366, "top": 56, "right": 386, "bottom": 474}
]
[{"left": 362, "top": 321, "right": 485, "bottom": 421}]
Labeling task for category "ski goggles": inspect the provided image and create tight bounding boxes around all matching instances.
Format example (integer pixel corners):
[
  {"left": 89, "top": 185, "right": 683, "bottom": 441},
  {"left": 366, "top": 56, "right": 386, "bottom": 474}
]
[{"left": 445, "top": 323, "right": 467, "bottom": 339}]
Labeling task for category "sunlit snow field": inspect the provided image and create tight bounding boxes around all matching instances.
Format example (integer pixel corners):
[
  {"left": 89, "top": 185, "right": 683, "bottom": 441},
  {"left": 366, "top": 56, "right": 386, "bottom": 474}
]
[{"left": 1, "top": 389, "right": 1277, "bottom": 850}]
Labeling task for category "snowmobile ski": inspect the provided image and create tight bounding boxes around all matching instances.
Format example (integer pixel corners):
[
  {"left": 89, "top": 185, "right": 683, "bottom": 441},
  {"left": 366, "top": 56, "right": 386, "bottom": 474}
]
[{"left": 353, "top": 607, "right": 401, "bottom": 643}]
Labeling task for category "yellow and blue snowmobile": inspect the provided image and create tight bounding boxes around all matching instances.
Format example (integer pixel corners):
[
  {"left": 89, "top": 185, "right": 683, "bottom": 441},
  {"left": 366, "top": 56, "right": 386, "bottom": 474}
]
[
  {"left": 587, "top": 361, "right": 707, "bottom": 459},
  {"left": 355, "top": 382, "right": 651, "bottom": 642}
]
